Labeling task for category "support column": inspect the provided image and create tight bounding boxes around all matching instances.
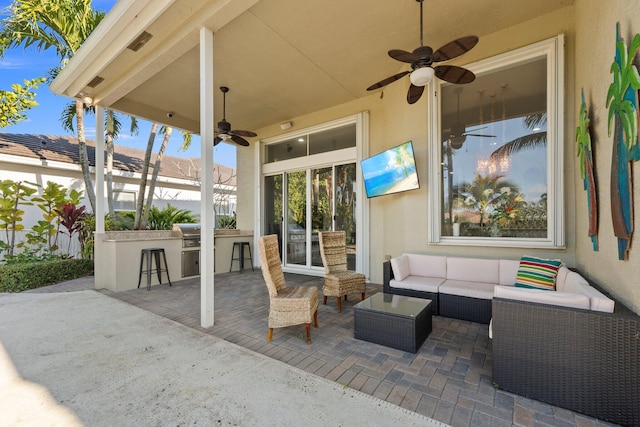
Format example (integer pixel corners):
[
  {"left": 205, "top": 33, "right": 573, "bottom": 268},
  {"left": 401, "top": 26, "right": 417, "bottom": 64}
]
[
  {"left": 200, "top": 26, "right": 215, "bottom": 328},
  {"left": 94, "top": 105, "right": 105, "bottom": 290}
]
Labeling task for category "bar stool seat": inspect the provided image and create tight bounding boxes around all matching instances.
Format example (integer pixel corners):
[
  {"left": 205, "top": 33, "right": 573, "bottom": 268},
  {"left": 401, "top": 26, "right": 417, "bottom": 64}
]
[
  {"left": 229, "top": 241, "right": 254, "bottom": 272},
  {"left": 138, "top": 248, "right": 172, "bottom": 291}
]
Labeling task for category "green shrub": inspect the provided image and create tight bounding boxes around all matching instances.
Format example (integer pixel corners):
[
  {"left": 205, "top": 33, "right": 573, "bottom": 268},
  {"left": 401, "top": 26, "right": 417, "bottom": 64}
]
[{"left": 0, "top": 258, "right": 94, "bottom": 292}]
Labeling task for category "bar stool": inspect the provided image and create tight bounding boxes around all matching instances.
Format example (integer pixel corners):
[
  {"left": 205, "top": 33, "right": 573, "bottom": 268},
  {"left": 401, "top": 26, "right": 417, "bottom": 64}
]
[
  {"left": 229, "top": 241, "right": 254, "bottom": 272},
  {"left": 138, "top": 248, "right": 172, "bottom": 291}
]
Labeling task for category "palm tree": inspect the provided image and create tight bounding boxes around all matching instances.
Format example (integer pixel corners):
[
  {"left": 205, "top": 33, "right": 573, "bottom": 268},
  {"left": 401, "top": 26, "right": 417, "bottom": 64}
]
[
  {"left": 0, "top": 0, "right": 105, "bottom": 213},
  {"left": 459, "top": 173, "right": 519, "bottom": 227},
  {"left": 60, "top": 103, "right": 139, "bottom": 217},
  {"left": 576, "top": 89, "right": 598, "bottom": 251}
]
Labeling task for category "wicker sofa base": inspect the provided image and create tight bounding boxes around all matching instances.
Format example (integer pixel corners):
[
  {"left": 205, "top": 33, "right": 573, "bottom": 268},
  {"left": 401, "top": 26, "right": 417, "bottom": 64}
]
[
  {"left": 492, "top": 297, "right": 640, "bottom": 427},
  {"left": 439, "top": 294, "right": 492, "bottom": 324}
]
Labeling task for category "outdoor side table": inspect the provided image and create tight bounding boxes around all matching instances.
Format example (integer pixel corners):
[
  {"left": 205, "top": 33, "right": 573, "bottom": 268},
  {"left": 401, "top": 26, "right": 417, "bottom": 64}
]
[{"left": 353, "top": 292, "right": 432, "bottom": 353}]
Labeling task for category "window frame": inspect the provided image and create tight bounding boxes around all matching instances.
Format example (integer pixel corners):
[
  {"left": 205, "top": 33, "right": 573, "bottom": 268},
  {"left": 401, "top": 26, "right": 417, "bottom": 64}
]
[{"left": 428, "top": 35, "right": 565, "bottom": 248}]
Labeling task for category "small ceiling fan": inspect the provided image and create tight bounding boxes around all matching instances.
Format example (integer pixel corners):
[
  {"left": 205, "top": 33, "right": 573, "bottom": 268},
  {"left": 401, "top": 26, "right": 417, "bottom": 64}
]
[
  {"left": 444, "top": 88, "right": 494, "bottom": 149},
  {"left": 214, "top": 86, "right": 257, "bottom": 147},
  {"left": 366, "top": 0, "right": 478, "bottom": 104}
]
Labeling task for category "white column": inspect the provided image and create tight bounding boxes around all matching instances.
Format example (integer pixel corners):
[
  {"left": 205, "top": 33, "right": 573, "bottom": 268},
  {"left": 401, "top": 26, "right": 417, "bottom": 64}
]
[
  {"left": 95, "top": 105, "right": 105, "bottom": 233},
  {"left": 94, "top": 105, "right": 105, "bottom": 290},
  {"left": 200, "top": 26, "right": 215, "bottom": 328}
]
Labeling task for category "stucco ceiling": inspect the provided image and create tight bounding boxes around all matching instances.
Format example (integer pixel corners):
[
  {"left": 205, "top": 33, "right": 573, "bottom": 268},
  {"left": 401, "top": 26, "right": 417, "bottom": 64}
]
[{"left": 51, "top": 0, "right": 574, "bottom": 136}]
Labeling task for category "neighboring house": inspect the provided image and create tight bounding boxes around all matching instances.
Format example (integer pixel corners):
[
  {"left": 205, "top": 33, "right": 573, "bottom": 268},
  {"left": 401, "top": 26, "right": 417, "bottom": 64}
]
[{"left": 0, "top": 133, "right": 237, "bottom": 228}]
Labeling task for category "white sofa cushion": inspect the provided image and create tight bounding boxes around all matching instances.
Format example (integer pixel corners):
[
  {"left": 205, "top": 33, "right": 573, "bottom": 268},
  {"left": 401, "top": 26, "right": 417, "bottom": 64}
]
[
  {"left": 499, "top": 260, "right": 520, "bottom": 285},
  {"left": 563, "top": 271, "right": 615, "bottom": 313},
  {"left": 407, "top": 254, "right": 447, "bottom": 278},
  {"left": 390, "top": 275, "right": 444, "bottom": 293},
  {"left": 494, "top": 285, "right": 590, "bottom": 310},
  {"left": 555, "top": 266, "right": 571, "bottom": 291},
  {"left": 447, "top": 257, "right": 500, "bottom": 284},
  {"left": 439, "top": 280, "right": 495, "bottom": 300},
  {"left": 390, "top": 254, "right": 410, "bottom": 281}
]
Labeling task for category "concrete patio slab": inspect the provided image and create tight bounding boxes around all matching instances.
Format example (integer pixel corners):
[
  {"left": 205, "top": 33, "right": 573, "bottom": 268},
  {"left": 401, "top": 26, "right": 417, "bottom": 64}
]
[{"left": 0, "top": 290, "right": 445, "bottom": 426}]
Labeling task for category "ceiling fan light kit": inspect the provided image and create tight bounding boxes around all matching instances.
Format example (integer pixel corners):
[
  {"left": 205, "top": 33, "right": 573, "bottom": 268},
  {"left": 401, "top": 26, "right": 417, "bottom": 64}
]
[
  {"left": 366, "top": 0, "right": 478, "bottom": 104},
  {"left": 410, "top": 67, "right": 435, "bottom": 86}
]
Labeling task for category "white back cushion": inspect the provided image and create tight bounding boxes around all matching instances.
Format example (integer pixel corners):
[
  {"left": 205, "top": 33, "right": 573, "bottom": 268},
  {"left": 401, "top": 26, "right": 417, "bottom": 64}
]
[
  {"left": 390, "top": 254, "right": 410, "bottom": 281},
  {"left": 554, "top": 266, "right": 571, "bottom": 292},
  {"left": 563, "top": 271, "right": 615, "bottom": 313},
  {"left": 407, "top": 254, "right": 447, "bottom": 278},
  {"left": 499, "top": 260, "right": 520, "bottom": 285},
  {"left": 494, "top": 285, "right": 590, "bottom": 310},
  {"left": 447, "top": 257, "right": 500, "bottom": 284}
]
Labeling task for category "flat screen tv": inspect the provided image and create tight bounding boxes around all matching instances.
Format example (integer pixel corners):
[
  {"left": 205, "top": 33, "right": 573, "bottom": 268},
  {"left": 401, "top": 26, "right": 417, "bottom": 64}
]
[{"left": 361, "top": 141, "right": 420, "bottom": 198}]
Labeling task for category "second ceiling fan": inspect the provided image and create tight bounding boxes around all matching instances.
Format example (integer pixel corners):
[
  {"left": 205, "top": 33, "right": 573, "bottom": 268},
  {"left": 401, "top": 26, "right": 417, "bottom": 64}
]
[
  {"left": 366, "top": 0, "right": 478, "bottom": 104},
  {"left": 214, "top": 86, "right": 257, "bottom": 147}
]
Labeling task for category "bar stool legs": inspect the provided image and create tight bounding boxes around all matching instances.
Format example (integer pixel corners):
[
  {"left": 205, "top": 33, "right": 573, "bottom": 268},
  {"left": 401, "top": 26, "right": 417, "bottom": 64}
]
[
  {"left": 138, "top": 248, "right": 172, "bottom": 291},
  {"left": 229, "top": 241, "right": 254, "bottom": 272}
]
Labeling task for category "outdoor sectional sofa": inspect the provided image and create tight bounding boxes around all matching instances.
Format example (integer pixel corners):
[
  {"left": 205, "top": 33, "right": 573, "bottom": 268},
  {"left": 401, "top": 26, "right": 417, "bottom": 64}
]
[{"left": 382, "top": 253, "right": 639, "bottom": 426}]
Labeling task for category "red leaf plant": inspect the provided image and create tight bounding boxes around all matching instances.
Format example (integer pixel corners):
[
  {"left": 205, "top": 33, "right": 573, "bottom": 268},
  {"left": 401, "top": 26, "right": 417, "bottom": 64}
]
[{"left": 54, "top": 203, "right": 86, "bottom": 255}]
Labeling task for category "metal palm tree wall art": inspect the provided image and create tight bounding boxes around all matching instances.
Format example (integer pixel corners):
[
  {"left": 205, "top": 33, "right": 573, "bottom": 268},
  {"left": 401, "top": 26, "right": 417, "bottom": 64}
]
[
  {"left": 576, "top": 89, "right": 598, "bottom": 251},
  {"left": 606, "top": 23, "right": 640, "bottom": 260}
]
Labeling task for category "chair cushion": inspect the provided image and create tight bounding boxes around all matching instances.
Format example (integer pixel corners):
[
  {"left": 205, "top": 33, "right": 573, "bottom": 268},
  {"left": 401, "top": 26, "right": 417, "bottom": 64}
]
[
  {"left": 395, "top": 275, "right": 445, "bottom": 293},
  {"left": 390, "top": 254, "right": 410, "bottom": 281},
  {"left": 514, "top": 255, "right": 562, "bottom": 291}
]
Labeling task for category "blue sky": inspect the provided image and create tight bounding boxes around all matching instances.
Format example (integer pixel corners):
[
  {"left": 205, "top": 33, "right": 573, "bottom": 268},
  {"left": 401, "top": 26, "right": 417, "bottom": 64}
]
[{"left": 0, "top": 0, "right": 237, "bottom": 167}]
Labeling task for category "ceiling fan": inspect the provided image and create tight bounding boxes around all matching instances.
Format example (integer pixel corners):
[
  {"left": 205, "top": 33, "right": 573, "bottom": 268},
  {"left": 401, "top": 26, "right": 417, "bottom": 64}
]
[
  {"left": 444, "top": 88, "right": 494, "bottom": 149},
  {"left": 366, "top": 0, "right": 478, "bottom": 104},
  {"left": 214, "top": 86, "right": 257, "bottom": 147}
]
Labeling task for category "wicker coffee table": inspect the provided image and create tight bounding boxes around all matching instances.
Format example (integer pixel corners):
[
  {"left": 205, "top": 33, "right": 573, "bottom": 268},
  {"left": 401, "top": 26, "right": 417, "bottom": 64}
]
[{"left": 353, "top": 292, "right": 432, "bottom": 353}]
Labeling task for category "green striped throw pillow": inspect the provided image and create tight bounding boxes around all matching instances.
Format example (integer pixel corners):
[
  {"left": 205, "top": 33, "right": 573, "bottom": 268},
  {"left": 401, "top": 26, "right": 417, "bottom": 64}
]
[{"left": 514, "top": 256, "right": 562, "bottom": 291}]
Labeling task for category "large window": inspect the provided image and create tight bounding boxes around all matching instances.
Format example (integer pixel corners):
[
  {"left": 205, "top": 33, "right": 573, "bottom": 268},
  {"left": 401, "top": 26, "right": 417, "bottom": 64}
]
[{"left": 429, "top": 35, "right": 564, "bottom": 248}]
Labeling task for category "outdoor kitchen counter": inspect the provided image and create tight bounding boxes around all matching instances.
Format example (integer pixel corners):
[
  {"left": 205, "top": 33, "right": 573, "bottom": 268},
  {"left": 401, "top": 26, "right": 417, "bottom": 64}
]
[
  {"left": 94, "top": 230, "right": 256, "bottom": 292},
  {"left": 214, "top": 230, "right": 254, "bottom": 273},
  {"left": 96, "top": 230, "right": 182, "bottom": 292}
]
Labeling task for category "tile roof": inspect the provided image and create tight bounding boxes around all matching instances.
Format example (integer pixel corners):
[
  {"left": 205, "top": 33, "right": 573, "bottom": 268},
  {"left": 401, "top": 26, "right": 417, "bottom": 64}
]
[{"left": 0, "top": 133, "right": 236, "bottom": 185}]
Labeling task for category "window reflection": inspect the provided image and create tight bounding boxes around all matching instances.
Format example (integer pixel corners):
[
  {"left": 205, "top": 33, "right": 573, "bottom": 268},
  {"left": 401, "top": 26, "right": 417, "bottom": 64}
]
[{"left": 441, "top": 57, "right": 548, "bottom": 238}]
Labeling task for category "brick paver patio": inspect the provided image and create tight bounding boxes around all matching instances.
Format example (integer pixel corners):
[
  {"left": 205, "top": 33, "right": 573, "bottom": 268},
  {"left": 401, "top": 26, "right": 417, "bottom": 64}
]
[{"left": 38, "top": 272, "right": 617, "bottom": 427}]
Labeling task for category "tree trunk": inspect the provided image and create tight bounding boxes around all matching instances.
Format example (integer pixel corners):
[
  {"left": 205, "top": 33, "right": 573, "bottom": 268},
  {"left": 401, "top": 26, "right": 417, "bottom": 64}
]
[
  {"left": 134, "top": 123, "right": 157, "bottom": 229},
  {"left": 143, "top": 127, "right": 172, "bottom": 227},
  {"left": 76, "top": 99, "right": 96, "bottom": 213},
  {"left": 106, "top": 111, "right": 115, "bottom": 217}
]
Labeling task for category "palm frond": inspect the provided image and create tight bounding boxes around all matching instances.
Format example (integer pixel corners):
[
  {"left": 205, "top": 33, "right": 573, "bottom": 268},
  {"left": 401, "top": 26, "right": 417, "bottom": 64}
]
[{"left": 490, "top": 132, "right": 547, "bottom": 161}]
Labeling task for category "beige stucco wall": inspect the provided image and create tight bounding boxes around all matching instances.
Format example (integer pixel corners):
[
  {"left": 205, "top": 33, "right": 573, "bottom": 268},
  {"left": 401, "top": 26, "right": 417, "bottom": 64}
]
[
  {"left": 237, "top": 4, "right": 640, "bottom": 315},
  {"left": 573, "top": 0, "right": 640, "bottom": 314}
]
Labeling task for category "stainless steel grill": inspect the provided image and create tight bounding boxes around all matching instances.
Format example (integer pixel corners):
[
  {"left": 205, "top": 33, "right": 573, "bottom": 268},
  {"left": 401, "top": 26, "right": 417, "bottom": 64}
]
[
  {"left": 173, "top": 223, "right": 201, "bottom": 248},
  {"left": 173, "top": 224, "right": 201, "bottom": 277}
]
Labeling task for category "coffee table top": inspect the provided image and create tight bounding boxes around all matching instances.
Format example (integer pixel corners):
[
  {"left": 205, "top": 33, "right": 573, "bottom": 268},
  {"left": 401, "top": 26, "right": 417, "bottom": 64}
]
[{"left": 354, "top": 292, "right": 431, "bottom": 318}]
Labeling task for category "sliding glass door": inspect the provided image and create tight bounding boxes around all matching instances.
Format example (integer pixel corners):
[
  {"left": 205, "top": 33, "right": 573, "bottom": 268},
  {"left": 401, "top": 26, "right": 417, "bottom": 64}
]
[{"left": 264, "top": 163, "right": 356, "bottom": 270}]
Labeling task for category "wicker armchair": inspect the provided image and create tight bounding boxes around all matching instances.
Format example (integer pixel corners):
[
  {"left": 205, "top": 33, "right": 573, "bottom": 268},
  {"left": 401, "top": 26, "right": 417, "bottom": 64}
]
[
  {"left": 318, "top": 231, "right": 366, "bottom": 312},
  {"left": 257, "top": 235, "right": 319, "bottom": 344}
]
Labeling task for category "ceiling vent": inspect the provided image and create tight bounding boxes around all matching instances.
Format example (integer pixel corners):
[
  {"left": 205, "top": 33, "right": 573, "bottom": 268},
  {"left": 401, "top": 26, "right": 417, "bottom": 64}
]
[
  {"left": 87, "top": 76, "right": 104, "bottom": 88},
  {"left": 127, "top": 31, "right": 153, "bottom": 52}
]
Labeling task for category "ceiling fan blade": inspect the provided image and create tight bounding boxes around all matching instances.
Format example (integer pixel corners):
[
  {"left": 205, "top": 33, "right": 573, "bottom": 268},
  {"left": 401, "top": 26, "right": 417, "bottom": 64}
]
[
  {"left": 432, "top": 36, "right": 479, "bottom": 62},
  {"left": 366, "top": 71, "right": 410, "bottom": 91},
  {"left": 435, "top": 65, "right": 476, "bottom": 84},
  {"left": 407, "top": 84, "right": 425, "bottom": 104},
  {"left": 231, "top": 129, "right": 257, "bottom": 137},
  {"left": 464, "top": 133, "right": 496, "bottom": 138},
  {"left": 214, "top": 136, "right": 222, "bottom": 146},
  {"left": 231, "top": 135, "right": 250, "bottom": 147},
  {"left": 388, "top": 49, "right": 419, "bottom": 63}
]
